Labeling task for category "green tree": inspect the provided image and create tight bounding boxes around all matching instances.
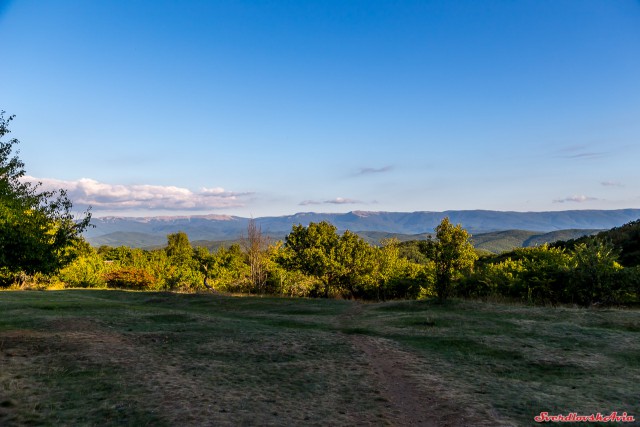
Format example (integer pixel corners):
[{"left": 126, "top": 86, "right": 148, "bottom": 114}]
[
  {"left": 334, "top": 230, "right": 376, "bottom": 298},
  {"left": 163, "top": 232, "right": 204, "bottom": 290},
  {"left": 569, "top": 238, "right": 622, "bottom": 306},
  {"left": 428, "top": 217, "right": 477, "bottom": 301},
  {"left": 283, "top": 221, "right": 391, "bottom": 299},
  {"left": 265, "top": 241, "right": 319, "bottom": 296},
  {"left": 283, "top": 221, "right": 342, "bottom": 298},
  {"left": 206, "top": 244, "right": 250, "bottom": 292},
  {"left": 0, "top": 112, "right": 91, "bottom": 284},
  {"left": 517, "top": 245, "right": 570, "bottom": 304},
  {"left": 373, "top": 238, "right": 423, "bottom": 300},
  {"left": 166, "top": 231, "right": 193, "bottom": 264}
]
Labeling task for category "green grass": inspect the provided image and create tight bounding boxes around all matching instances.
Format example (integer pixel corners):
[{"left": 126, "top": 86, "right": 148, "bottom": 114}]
[
  {"left": 1, "top": 290, "right": 639, "bottom": 426},
  {"left": 359, "top": 299, "right": 640, "bottom": 423}
]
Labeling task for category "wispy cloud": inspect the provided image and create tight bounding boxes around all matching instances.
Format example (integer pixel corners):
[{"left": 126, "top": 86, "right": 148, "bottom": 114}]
[
  {"left": 356, "top": 166, "right": 392, "bottom": 176},
  {"left": 554, "top": 145, "right": 606, "bottom": 160},
  {"left": 553, "top": 195, "right": 598, "bottom": 204},
  {"left": 326, "top": 197, "right": 362, "bottom": 204},
  {"left": 601, "top": 181, "right": 624, "bottom": 187},
  {"left": 564, "top": 152, "right": 604, "bottom": 159},
  {"left": 23, "top": 176, "right": 252, "bottom": 211},
  {"left": 299, "top": 197, "right": 363, "bottom": 206}
]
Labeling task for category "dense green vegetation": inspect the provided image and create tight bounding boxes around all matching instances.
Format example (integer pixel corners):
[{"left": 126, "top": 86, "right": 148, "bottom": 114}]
[
  {"left": 2, "top": 110, "right": 639, "bottom": 307},
  {"left": 88, "top": 228, "right": 600, "bottom": 254},
  {"left": 0, "top": 112, "right": 90, "bottom": 286},
  {"left": 44, "top": 226, "right": 429, "bottom": 301},
  {"left": 1, "top": 291, "right": 638, "bottom": 426},
  {"left": 554, "top": 219, "right": 640, "bottom": 267},
  {"left": 6, "top": 217, "right": 637, "bottom": 307},
  {"left": 456, "top": 218, "right": 640, "bottom": 306},
  {"left": 464, "top": 240, "right": 639, "bottom": 306},
  {"left": 470, "top": 228, "right": 600, "bottom": 254}
]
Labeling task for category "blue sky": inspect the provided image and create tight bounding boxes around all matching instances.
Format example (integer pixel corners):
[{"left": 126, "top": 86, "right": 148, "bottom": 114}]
[{"left": 1, "top": 0, "right": 639, "bottom": 217}]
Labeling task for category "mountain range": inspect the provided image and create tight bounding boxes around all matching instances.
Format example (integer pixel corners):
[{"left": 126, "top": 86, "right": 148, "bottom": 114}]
[{"left": 84, "top": 209, "right": 640, "bottom": 251}]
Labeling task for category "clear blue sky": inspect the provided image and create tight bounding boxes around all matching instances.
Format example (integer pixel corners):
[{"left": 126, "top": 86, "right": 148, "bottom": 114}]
[{"left": 1, "top": 0, "right": 639, "bottom": 217}]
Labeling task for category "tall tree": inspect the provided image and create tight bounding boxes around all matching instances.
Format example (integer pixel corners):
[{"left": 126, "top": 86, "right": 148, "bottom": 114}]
[
  {"left": 283, "top": 221, "right": 379, "bottom": 298},
  {"left": 0, "top": 111, "right": 91, "bottom": 283},
  {"left": 283, "top": 221, "right": 342, "bottom": 298},
  {"left": 428, "top": 217, "right": 477, "bottom": 301},
  {"left": 165, "top": 231, "right": 193, "bottom": 265}
]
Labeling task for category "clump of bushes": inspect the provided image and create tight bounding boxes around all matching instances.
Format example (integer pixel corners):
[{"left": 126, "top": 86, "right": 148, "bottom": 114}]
[
  {"left": 103, "top": 267, "right": 156, "bottom": 290},
  {"left": 42, "top": 220, "right": 640, "bottom": 307},
  {"left": 461, "top": 239, "right": 640, "bottom": 306}
]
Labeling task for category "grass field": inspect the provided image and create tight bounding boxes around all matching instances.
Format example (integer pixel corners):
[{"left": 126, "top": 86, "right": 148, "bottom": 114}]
[{"left": 1, "top": 290, "right": 638, "bottom": 426}]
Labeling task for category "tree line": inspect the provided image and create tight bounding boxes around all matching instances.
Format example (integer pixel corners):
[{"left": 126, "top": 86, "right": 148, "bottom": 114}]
[
  {"left": 10, "top": 212, "right": 640, "bottom": 307},
  {"left": 2, "top": 111, "right": 639, "bottom": 306},
  {"left": 54, "top": 221, "right": 432, "bottom": 300}
]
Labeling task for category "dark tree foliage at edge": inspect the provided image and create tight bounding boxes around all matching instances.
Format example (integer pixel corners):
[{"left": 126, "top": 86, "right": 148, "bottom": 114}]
[{"left": 0, "top": 111, "right": 91, "bottom": 283}]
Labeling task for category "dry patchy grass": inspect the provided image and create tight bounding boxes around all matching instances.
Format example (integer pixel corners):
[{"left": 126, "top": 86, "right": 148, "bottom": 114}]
[{"left": 1, "top": 290, "right": 638, "bottom": 426}]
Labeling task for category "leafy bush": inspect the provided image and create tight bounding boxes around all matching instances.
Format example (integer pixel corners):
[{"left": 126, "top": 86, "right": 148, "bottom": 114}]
[
  {"left": 567, "top": 239, "right": 624, "bottom": 306},
  {"left": 463, "top": 245, "right": 571, "bottom": 304},
  {"left": 58, "top": 252, "right": 107, "bottom": 288},
  {"left": 103, "top": 267, "right": 156, "bottom": 290}
]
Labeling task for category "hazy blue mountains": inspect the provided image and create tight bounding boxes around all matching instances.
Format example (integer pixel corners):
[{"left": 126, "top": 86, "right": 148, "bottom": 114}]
[{"left": 84, "top": 209, "right": 640, "bottom": 250}]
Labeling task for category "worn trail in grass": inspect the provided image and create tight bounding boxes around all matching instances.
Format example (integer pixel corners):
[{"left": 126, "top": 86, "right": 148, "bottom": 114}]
[{"left": 1, "top": 290, "right": 639, "bottom": 426}]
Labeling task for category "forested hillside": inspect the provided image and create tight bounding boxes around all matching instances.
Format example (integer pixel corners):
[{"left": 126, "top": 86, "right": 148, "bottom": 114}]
[
  {"left": 89, "top": 228, "right": 599, "bottom": 255},
  {"left": 554, "top": 219, "right": 640, "bottom": 267},
  {"left": 470, "top": 229, "right": 600, "bottom": 253}
]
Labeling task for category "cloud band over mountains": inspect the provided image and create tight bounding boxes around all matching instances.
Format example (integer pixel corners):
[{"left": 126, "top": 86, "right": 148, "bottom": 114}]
[
  {"left": 24, "top": 176, "right": 251, "bottom": 211},
  {"left": 299, "top": 197, "right": 363, "bottom": 206},
  {"left": 553, "top": 195, "right": 598, "bottom": 204}
]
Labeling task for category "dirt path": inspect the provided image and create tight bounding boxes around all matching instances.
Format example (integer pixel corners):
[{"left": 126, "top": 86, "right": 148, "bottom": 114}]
[{"left": 339, "top": 303, "right": 502, "bottom": 427}]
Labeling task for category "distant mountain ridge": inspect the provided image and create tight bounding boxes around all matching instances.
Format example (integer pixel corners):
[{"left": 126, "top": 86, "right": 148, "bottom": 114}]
[{"left": 84, "top": 209, "right": 640, "bottom": 248}]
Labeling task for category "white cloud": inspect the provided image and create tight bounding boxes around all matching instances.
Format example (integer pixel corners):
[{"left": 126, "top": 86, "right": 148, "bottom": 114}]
[
  {"left": 553, "top": 195, "right": 598, "bottom": 203},
  {"left": 299, "top": 197, "right": 363, "bottom": 206},
  {"left": 327, "top": 197, "right": 361, "bottom": 204},
  {"left": 601, "top": 181, "right": 624, "bottom": 187},
  {"left": 23, "top": 176, "right": 252, "bottom": 211}
]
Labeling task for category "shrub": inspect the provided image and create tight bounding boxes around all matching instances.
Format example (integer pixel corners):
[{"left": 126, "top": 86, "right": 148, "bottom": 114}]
[
  {"left": 58, "top": 254, "right": 107, "bottom": 288},
  {"left": 103, "top": 267, "right": 156, "bottom": 290},
  {"left": 568, "top": 239, "right": 623, "bottom": 306}
]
